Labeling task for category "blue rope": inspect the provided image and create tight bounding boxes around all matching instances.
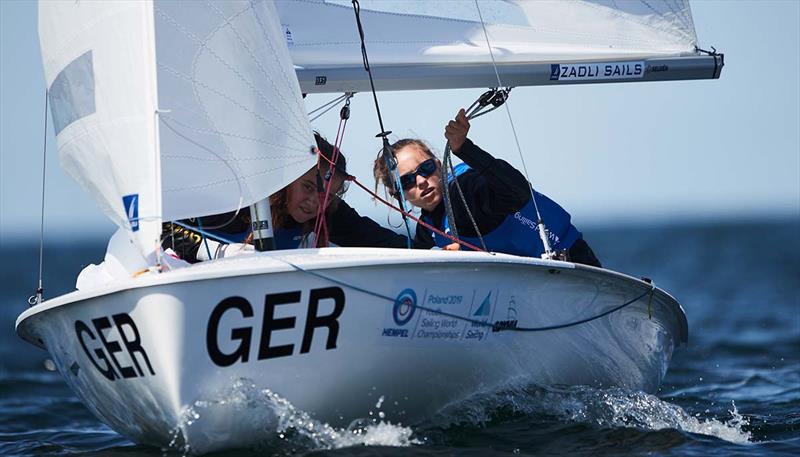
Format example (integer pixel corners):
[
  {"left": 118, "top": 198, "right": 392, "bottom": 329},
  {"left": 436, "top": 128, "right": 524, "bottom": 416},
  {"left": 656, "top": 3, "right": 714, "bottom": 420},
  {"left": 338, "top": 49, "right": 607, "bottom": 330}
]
[{"left": 268, "top": 255, "right": 655, "bottom": 333}]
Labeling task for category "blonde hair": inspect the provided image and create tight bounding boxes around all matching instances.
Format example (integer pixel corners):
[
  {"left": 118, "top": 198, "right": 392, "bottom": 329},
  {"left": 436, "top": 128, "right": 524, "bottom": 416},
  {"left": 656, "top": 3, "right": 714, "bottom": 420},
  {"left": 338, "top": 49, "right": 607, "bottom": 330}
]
[{"left": 373, "top": 139, "right": 436, "bottom": 196}]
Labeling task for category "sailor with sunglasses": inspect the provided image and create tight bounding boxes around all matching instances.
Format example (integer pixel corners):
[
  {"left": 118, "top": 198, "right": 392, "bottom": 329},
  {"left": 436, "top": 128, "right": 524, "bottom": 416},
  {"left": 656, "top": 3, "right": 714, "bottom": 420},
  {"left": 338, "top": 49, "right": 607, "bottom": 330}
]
[{"left": 374, "top": 109, "right": 601, "bottom": 267}]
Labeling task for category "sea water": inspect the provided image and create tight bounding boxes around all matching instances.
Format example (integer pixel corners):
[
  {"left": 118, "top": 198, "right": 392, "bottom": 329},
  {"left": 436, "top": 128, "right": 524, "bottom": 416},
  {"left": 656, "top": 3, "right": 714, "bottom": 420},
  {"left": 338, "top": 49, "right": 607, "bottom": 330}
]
[{"left": 1, "top": 219, "right": 797, "bottom": 456}]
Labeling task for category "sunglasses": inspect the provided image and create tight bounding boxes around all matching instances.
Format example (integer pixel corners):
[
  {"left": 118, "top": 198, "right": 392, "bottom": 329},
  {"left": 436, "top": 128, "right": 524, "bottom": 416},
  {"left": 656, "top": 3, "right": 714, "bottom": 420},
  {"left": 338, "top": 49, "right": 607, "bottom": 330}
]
[{"left": 399, "top": 158, "right": 437, "bottom": 191}]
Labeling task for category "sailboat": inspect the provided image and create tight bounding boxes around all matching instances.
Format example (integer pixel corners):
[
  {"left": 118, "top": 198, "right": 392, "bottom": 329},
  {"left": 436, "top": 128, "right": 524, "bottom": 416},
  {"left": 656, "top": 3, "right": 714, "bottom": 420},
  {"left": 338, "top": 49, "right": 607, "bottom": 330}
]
[{"left": 16, "top": 0, "right": 721, "bottom": 453}]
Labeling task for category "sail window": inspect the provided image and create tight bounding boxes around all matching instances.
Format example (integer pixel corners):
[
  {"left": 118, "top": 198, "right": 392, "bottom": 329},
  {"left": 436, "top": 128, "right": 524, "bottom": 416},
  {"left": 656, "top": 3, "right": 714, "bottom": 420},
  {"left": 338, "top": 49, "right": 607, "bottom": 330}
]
[{"left": 48, "top": 50, "right": 96, "bottom": 135}]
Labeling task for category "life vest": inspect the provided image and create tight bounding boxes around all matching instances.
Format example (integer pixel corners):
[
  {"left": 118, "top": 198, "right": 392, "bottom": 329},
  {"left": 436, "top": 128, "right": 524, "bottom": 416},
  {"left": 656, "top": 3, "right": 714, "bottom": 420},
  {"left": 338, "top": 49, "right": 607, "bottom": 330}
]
[{"left": 423, "top": 164, "right": 581, "bottom": 257}]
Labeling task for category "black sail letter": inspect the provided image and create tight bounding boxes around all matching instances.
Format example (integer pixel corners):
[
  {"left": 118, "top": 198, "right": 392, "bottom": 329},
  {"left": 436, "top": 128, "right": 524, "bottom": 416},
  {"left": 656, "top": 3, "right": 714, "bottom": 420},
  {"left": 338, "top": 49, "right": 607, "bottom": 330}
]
[{"left": 207, "top": 297, "right": 254, "bottom": 367}]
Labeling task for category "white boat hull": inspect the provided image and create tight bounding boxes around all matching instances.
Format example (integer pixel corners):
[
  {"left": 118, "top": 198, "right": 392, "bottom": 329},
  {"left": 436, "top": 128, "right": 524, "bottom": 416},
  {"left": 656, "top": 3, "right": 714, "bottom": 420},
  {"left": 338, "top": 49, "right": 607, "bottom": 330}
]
[{"left": 16, "top": 248, "right": 687, "bottom": 453}]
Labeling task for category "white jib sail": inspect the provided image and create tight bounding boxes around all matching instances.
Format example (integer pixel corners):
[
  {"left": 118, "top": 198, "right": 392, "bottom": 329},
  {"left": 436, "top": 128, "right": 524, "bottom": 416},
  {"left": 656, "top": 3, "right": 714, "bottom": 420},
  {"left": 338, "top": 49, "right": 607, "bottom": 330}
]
[
  {"left": 39, "top": 1, "right": 162, "bottom": 259},
  {"left": 39, "top": 1, "right": 317, "bottom": 260}
]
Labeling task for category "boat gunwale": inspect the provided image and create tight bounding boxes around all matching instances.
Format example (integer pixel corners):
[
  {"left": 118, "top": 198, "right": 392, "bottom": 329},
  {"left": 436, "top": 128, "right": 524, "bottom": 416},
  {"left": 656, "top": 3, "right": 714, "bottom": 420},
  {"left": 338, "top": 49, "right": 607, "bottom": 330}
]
[{"left": 15, "top": 247, "right": 687, "bottom": 347}]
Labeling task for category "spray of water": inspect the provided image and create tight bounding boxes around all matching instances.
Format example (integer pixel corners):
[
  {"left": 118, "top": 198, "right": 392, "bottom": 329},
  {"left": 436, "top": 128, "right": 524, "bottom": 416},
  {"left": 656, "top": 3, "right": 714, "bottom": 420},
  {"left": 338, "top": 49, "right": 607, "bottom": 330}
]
[
  {"left": 167, "top": 378, "right": 418, "bottom": 455},
  {"left": 433, "top": 383, "right": 752, "bottom": 445}
]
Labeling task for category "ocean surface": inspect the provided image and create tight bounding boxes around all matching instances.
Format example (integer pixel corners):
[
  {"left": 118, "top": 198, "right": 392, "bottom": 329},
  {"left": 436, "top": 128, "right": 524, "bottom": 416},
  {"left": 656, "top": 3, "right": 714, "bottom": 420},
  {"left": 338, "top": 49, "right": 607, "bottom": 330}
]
[{"left": 1, "top": 218, "right": 798, "bottom": 456}]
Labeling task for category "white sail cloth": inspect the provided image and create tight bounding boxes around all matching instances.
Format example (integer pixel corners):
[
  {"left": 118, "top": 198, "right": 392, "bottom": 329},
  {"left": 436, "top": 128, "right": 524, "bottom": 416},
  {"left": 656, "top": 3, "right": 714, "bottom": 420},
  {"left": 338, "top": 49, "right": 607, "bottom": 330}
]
[
  {"left": 39, "top": 0, "right": 316, "bottom": 259},
  {"left": 278, "top": 0, "right": 698, "bottom": 68}
]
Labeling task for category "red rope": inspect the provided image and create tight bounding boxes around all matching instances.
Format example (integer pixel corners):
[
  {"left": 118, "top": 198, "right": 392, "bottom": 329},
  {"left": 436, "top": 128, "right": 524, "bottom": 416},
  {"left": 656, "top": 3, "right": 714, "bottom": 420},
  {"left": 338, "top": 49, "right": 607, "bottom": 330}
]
[
  {"left": 345, "top": 175, "right": 486, "bottom": 252},
  {"left": 314, "top": 115, "right": 348, "bottom": 247}
]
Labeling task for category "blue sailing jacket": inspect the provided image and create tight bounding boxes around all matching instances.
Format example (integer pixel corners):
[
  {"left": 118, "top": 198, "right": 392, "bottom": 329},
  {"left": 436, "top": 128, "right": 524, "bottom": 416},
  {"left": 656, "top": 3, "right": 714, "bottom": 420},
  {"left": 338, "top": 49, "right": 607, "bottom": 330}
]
[{"left": 424, "top": 164, "right": 581, "bottom": 257}]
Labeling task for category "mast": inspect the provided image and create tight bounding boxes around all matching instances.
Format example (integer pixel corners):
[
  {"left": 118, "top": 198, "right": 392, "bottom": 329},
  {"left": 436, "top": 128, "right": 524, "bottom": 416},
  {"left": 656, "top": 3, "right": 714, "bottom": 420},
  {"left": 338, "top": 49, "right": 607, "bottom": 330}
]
[{"left": 250, "top": 198, "right": 276, "bottom": 251}]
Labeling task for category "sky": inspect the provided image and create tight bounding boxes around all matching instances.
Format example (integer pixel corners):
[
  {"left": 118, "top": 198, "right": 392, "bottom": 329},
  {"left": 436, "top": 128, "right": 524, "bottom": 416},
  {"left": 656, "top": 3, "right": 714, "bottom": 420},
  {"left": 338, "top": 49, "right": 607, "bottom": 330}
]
[{"left": 1, "top": 0, "right": 798, "bottom": 244}]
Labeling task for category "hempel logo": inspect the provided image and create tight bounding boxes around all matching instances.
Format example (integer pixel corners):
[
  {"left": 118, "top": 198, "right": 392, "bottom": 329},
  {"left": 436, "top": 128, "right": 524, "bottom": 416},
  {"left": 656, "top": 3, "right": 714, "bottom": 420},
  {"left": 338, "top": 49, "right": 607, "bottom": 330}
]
[{"left": 392, "top": 289, "right": 417, "bottom": 326}]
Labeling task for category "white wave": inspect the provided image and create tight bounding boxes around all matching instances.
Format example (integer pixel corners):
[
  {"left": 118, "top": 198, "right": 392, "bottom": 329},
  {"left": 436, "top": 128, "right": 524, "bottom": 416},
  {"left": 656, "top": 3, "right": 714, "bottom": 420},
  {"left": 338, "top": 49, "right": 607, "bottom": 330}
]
[
  {"left": 168, "top": 378, "right": 418, "bottom": 455},
  {"left": 433, "top": 383, "right": 752, "bottom": 445}
]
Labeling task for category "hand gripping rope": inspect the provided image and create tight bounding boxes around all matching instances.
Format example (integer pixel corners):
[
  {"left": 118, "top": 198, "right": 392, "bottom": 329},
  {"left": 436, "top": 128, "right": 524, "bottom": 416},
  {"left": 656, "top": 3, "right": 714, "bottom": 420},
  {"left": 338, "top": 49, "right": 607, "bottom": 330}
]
[{"left": 441, "top": 88, "right": 510, "bottom": 251}]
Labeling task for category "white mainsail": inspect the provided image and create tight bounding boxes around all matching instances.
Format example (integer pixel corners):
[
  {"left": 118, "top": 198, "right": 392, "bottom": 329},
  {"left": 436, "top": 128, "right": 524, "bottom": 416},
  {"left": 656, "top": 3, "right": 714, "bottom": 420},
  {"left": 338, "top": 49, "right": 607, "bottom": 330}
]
[
  {"left": 39, "top": 0, "right": 316, "bottom": 259},
  {"left": 276, "top": 0, "right": 718, "bottom": 93}
]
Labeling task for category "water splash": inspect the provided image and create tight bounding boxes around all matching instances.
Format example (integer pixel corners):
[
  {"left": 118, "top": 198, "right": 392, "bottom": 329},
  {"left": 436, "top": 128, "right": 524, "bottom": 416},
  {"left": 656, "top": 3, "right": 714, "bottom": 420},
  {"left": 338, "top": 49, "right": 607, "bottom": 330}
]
[
  {"left": 167, "top": 378, "right": 418, "bottom": 455},
  {"left": 434, "top": 384, "right": 752, "bottom": 444}
]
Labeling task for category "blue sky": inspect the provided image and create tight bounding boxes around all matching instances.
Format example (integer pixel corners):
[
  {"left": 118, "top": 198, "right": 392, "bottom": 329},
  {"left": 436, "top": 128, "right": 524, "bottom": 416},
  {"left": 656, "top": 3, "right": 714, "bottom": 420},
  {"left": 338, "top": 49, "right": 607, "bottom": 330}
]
[{"left": 1, "top": 1, "right": 798, "bottom": 242}]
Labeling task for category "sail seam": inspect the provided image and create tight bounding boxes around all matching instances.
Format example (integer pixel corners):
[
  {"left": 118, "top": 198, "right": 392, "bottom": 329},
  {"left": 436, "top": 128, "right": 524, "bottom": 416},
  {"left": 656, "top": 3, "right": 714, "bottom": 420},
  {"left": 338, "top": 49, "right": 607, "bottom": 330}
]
[
  {"left": 158, "top": 114, "right": 310, "bottom": 156},
  {"left": 158, "top": 63, "right": 309, "bottom": 148},
  {"left": 203, "top": 0, "right": 310, "bottom": 135},
  {"left": 155, "top": 7, "right": 309, "bottom": 147},
  {"left": 162, "top": 158, "right": 313, "bottom": 193}
]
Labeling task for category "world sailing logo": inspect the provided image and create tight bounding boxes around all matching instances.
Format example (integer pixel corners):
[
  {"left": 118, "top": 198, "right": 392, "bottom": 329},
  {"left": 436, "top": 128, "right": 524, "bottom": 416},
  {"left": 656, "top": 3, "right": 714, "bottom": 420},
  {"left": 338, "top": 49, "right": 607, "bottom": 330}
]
[
  {"left": 473, "top": 292, "right": 491, "bottom": 317},
  {"left": 122, "top": 194, "right": 139, "bottom": 232}
]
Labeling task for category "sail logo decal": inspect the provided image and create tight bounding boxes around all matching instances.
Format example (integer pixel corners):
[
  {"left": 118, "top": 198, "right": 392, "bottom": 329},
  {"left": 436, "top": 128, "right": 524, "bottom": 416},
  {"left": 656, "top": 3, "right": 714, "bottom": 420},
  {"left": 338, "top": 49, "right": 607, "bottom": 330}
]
[
  {"left": 549, "top": 61, "right": 644, "bottom": 81},
  {"left": 381, "top": 287, "right": 500, "bottom": 343},
  {"left": 122, "top": 194, "right": 139, "bottom": 232},
  {"left": 74, "top": 313, "right": 155, "bottom": 381}
]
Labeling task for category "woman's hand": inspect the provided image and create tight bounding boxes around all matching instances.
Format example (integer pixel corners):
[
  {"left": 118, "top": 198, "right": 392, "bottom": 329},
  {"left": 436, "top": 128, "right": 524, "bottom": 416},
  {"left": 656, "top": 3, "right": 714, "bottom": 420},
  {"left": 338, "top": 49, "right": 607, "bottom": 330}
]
[
  {"left": 444, "top": 242, "right": 461, "bottom": 251},
  {"left": 445, "top": 108, "right": 470, "bottom": 152}
]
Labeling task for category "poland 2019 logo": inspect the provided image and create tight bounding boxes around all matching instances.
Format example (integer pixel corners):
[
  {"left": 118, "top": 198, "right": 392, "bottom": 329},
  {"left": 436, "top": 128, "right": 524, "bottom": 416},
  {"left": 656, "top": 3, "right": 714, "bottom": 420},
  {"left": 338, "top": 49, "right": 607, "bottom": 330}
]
[{"left": 392, "top": 289, "right": 417, "bottom": 326}]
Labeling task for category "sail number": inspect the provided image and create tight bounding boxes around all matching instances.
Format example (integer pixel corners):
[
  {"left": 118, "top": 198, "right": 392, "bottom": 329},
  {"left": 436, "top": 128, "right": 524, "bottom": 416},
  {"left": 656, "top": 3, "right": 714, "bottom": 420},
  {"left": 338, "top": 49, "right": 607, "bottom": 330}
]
[
  {"left": 206, "top": 286, "right": 345, "bottom": 367},
  {"left": 75, "top": 313, "right": 155, "bottom": 381}
]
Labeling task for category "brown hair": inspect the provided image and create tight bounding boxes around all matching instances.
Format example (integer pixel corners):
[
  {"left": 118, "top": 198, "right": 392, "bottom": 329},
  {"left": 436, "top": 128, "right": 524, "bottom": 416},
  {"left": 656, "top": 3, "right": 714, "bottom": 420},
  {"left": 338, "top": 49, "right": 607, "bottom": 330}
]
[
  {"left": 269, "top": 132, "right": 347, "bottom": 233},
  {"left": 373, "top": 138, "right": 436, "bottom": 196}
]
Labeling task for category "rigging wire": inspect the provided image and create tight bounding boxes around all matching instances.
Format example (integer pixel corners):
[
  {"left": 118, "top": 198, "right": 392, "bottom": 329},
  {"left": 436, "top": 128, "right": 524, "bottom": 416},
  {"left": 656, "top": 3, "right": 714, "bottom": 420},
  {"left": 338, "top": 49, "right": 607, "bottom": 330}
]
[
  {"left": 28, "top": 90, "right": 49, "bottom": 307},
  {"left": 473, "top": 0, "right": 555, "bottom": 258},
  {"left": 351, "top": 0, "right": 413, "bottom": 248},
  {"left": 308, "top": 92, "right": 354, "bottom": 123}
]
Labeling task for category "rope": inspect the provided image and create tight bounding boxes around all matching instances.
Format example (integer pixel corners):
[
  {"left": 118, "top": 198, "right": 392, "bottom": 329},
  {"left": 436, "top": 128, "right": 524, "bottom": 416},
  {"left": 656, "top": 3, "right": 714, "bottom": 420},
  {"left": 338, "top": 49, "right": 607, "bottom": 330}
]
[
  {"left": 308, "top": 92, "right": 354, "bottom": 122},
  {"left": 314, "top": 95, "right": 352, "bottom": 247},
  {"left": 270, "top": 250, "right": 657, "bottom": 333},
  {"left": 29, "top": 90, "right": 49, "bottom": 307},
  {"left": 346, "top": 175, "right": 486, "bottom": 252},
  {"left": 473, "top": 0, "right": 554, "bottom": 257},
  {"left": 439, "top": 90, "right": 508, "bottom": 252},
  {"left": 169, "top": 205, "right": 654, "bottom": 333},
  {"left": 351, "top": 0, "right": 414, "bottom": 246},
  {"left": 168, "top": 213, "right": 653, "bottom": 333}
]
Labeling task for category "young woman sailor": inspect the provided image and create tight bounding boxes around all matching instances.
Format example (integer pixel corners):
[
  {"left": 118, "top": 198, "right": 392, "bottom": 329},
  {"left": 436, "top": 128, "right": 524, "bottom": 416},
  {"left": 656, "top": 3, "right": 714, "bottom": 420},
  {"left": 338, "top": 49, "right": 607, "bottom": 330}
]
[
  {"left": 374, "top": 109, "right": 601, "bottom": 267},
  {"left": 164, "top": 133, "right": 409, "bottom": 263}
]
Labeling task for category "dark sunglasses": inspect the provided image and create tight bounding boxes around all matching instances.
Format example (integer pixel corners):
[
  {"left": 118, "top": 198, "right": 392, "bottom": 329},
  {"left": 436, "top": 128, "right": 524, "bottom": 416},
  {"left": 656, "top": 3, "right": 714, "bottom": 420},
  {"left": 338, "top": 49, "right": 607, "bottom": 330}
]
[{"left": 399, "top": 158, "right": 437, "bottom": 191}]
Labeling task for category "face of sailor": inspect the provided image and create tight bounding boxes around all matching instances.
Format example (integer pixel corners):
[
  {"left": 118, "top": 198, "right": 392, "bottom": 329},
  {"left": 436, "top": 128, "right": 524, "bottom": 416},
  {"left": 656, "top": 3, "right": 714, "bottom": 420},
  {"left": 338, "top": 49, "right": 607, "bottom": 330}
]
[
  {"left": 395, "top": 144, "right": 442, "bottom": 212},
  {"left": 285, "top": 167, "right": 344, "bottom": 224}
]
